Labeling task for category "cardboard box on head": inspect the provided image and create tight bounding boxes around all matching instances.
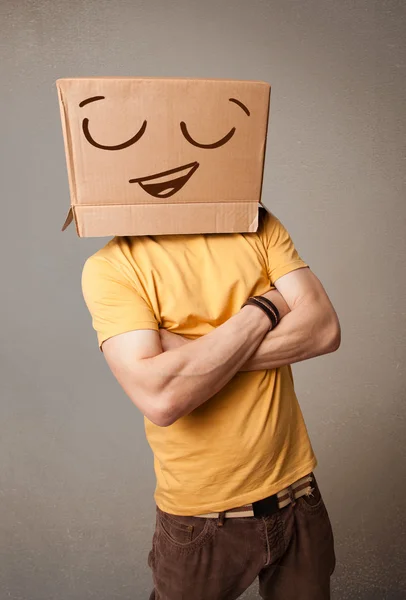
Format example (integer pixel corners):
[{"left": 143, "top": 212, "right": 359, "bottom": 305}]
[{"left": 56, "top": 77, "right": 271, "bottom": 237}]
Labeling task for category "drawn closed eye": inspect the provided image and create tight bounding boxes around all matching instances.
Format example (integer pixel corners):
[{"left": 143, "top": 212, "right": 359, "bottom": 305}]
[
  {"left": 82, "top": 118, "right": 147, "bottom": 151},
  {"left": 180, "top": 121, "right": 236, "bottom": 149}
]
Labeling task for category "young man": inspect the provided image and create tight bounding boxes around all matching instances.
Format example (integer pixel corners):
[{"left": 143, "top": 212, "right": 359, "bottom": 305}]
[{"left": 81, "top": 206, "right": 340, "bottom": 600}]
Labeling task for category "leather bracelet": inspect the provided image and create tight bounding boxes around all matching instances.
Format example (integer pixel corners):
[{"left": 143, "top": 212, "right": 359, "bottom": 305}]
[
  {"left": 251, "top": 297, "right": 279, "bottom": 327},
  {"left": 251, "top": 296, "right": 280, "bottom": 324},
  {"left": 241, "top": 297, "right": 277, "bottom": 330}
]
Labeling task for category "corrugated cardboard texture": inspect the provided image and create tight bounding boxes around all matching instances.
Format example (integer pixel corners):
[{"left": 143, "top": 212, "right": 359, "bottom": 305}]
[{"left": 56, "top": 77, "right": 271, "bottom": 237}]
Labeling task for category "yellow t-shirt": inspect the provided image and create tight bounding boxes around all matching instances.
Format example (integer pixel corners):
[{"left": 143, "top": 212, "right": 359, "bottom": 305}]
[{"left": 81, "top": 209, "right": 317, "bottom": 515}]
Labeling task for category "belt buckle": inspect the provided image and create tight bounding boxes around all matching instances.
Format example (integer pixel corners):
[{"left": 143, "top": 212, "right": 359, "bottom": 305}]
[{"left": 252, "top": 493, "right": 279, "bottom": 517}]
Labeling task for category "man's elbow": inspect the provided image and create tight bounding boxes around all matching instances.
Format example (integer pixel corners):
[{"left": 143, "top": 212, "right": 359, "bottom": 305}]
[
  {"left": 151, "top": 410, "right": 178, "bottom": 428},
  {"left": 144, "top": 394, "right": 180, "bottom": 428},
  {"left": 321, "top": 314, "right": 341, "bottom": 354}
]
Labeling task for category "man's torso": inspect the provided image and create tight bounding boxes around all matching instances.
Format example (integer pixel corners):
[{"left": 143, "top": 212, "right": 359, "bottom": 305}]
[{"left": 82, "top": 211, "right": 317, "bottom": 514}]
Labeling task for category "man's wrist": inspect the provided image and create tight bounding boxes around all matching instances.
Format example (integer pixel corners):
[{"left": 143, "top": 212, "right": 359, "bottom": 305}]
[
  {"left": 240, "top": 303, "right": 272, "bottom": 332},
  {"left": 241, "top": 297, "right": 281, "bottom": 331},
  {"left": 261, "top": 291, "right": 290, "bottom": 321}
]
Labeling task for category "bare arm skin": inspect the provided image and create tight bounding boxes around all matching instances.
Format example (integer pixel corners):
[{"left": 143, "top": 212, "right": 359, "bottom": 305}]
[
  {"left": 159, "top": 288, "right": 290, "bottom": 353},
  {"left": 159, "top": 268, "right": 341, "bottom": 372},
  {"left": 240, "top": 268, "right": 341, "bottom": 370},
  {"left": 101, "top": 268, "right": 339, "bottom": 427},
  {"left": 102, "top": 303, "right": 272, "bottom": 427}
]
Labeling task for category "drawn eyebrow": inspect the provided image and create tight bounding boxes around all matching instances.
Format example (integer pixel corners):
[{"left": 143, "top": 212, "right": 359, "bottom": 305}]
[
  {"left": 79, "top": 96, "right": 106, "bottom": 108},
  {"left": 229, "top": 98, "right": 250, "bottom": 116}
]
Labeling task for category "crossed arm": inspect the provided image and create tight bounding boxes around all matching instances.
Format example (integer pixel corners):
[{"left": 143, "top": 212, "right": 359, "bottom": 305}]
[
  {"left": 101, "top": 266, "right": 340, "bottom": 426},
  {"left": 159, "top": 267, "right": 341, "bottom": 372}
]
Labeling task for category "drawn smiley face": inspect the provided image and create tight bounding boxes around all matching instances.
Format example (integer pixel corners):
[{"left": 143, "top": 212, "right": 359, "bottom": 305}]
[{"left": 78, "top": 95, "right": 251, "bottom": 198}]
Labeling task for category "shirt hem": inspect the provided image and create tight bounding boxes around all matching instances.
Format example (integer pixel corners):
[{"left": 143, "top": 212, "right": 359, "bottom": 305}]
[
  {"left": 270, "top": 261, "right": 309, "bottom": 284},
  {"left": 98, "top": 322, "right": 159, "bottom": 352},
  {"left": 155, "top": 456, "right": 318, "bottom": 516}
]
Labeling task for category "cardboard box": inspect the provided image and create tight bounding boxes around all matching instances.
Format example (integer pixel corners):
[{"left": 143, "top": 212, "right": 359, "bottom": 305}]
[{"left": 56, "top": 77, "right": 271, "bottom": 237}]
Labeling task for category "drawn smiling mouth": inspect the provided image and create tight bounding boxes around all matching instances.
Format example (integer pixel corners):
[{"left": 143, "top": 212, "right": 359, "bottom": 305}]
[{"left": 129, "top": 161, "right": 199, "bottom": 198}]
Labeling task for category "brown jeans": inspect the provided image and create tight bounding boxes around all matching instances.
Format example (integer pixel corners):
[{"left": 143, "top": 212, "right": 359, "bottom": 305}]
[{"left": 148, "top": 473, "right": 336, "bottom": 600}]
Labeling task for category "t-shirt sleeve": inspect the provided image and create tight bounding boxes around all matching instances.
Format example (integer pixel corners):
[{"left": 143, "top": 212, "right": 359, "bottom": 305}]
[
  {"left": 259, "top": 210, "right": 309, "bottom": 284},
  {"left": 81, "top": 256, "right": 159, "bottom": 352}
]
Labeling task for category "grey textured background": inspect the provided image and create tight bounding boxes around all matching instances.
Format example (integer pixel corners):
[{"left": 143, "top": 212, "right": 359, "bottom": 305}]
[{"left": 1, "top": 0, "right": 405, "bottom": 598}]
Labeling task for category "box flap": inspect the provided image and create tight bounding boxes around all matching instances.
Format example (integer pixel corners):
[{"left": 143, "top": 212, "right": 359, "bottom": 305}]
[{"left": 61, "top": 208, "right": 73, "bottom": 231}]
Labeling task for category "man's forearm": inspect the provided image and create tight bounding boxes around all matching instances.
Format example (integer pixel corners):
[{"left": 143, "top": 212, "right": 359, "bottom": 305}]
[
  {"left": 142, "top": 305, "right": 270, "bottom": 425},
  {"left": 240, "top": 297, "right": 340, "bottom": 371},
  {"left": 158, "top": 270, "right": 340, "bottom": 378},
  {"left": 160, "top": 297, "right": 339, "bottom": 374}
]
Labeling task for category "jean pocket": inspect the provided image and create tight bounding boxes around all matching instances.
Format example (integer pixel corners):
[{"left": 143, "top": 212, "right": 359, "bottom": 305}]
[
  {"left": 296, "top": 474, "right": 325, "bottom": 513},
  {"left": 157, "top": 508, "right": 214, "bottom": 550}
]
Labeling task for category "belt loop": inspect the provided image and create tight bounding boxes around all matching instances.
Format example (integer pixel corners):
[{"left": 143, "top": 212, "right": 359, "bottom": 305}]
[
  {"left": 287, "top": 485, "right": 296, "bottom": 508},
  {"left": 217, "top": 511, "right": 226, "bottom": 527}
]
